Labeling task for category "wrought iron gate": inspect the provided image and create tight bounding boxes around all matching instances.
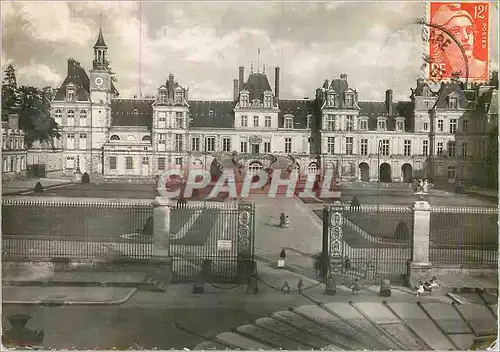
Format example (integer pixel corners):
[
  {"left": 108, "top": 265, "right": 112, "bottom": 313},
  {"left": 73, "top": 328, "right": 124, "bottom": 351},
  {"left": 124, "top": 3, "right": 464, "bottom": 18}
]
[
  {"left": 170, "top": 200, "right": 255, "bottom": 283},
  {"left": 323, "top": 201, "right": 412, "bottom": 285}
]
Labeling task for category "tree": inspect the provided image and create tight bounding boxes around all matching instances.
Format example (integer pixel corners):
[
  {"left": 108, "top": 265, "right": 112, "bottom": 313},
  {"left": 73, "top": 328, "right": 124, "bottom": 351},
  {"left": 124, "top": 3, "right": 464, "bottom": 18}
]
[
  {"left": 1, "top": 64, "right": 21, "bottom": 119},
  {"left": 486, "top": 127, "right": 498, "bottom": 188},
  {"left": 17, "top": 85, "right": 61, "bottom": 148}
]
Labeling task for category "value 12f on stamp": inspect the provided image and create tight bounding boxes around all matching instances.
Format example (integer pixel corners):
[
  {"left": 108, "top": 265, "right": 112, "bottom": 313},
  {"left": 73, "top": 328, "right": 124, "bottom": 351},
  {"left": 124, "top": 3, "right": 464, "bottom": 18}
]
[{"left": 428, "top": 2, "right": 490, "bottom": 82}]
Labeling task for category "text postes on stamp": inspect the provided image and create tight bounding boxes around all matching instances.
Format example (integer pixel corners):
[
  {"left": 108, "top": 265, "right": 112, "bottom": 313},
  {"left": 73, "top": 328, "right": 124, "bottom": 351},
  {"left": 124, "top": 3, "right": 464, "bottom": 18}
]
[{"left": 428, "top": 2, "right": 490, "bottom": 82}]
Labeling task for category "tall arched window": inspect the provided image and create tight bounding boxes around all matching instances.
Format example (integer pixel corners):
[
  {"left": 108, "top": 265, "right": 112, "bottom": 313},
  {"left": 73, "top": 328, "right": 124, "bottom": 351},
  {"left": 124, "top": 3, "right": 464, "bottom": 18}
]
[
  {"left": 54, "top": 110, "right": 63, "bottom": 118},
  {"left": 248, "top": 162, "right": 262, "bottom": 174},
  {"left": 110, "top": 135, "right": 120, "bottom": 141},
  {"left": 80, "top": 110, "right": 87, "bottom": 119},
  {"left": 67, "top": 110, "right": 75, "bottom": 119},
  {"left": 308, "top": 162, "right": 318, "bottom": 174}
]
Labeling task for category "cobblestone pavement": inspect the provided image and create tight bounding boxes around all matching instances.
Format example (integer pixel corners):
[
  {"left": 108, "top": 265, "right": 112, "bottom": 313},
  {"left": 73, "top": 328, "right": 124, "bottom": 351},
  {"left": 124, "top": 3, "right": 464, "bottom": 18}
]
[{"left": 2, "top": 267, "right": 497, "bottom": 350}]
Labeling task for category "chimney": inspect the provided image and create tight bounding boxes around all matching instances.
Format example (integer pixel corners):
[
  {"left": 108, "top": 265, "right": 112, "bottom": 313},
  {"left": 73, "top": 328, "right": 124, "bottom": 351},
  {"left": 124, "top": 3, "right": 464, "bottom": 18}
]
[
  {"left": 233, "top": 79, "right": 239, "bottom": 101},
  {"left": 385, "top": 89, "right": 394, "bottom": 115},
  {"left": 8, "top": 113, "right": 19, "bottom": 130},
  {"left": 275, "top": 66, "right": 280, "bottom": 101},
  {"left": 239, "top": 66, "right": 244, "bottom": 91},
  {"left": 340, "top": 74, "right": 347, "bottom": 80},
  {"left": 67, "top": 58, "right": 76, "bottom": 77},
  {"left": 168, "top": 73, "right": 174, "bottom": 88},
  {"left": 323, "top": 80, "right": 329, "bottom": 89}
]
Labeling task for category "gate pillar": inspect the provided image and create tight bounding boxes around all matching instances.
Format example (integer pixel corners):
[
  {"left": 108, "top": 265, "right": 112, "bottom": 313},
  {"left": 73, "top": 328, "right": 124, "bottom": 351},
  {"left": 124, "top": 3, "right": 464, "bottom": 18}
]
[
  {"left": 325, "top": 200, "right": 345, "bottom": 295},
  {"left": 150, "top": 197, "right": 173, "bottom": 286},
  {"left": 237, "top": 200, "right": 255, "bottom": 280}
]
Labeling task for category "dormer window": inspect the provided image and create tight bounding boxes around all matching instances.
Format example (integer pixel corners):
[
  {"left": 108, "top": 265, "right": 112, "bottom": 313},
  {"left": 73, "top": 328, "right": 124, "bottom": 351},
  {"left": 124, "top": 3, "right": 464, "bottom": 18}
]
[
  {"left": 110, "top": 135, "right": 120, "bottom": 141},
  {"left": 423, "top": 86, "right": 430, "bottom": 97},
  {"left": 377, "top": 117, "right": 387, "bottom": 131},
  {"left": 264, "top": 93, "right": 272, "bottom": 108},
  {"left": 359, "top": 119, "right": 368, "bottom": 130},
  {"left": 240, "top": 92, "right": 250, "bottom": 108},
  {"left": 67, "top": 89, "right": 75, "bottom": 101},
  {"left": 306, "top": 115, "right": 312, "bottom": 129},
  {"left": 449, "top": 97, "right": 458, "bottom": 108},
  {"left": 174, "top": 89, "right": 182, "bottom": 104},
  {"left": 345, "top": 93, "right": 354, "bottom": 107},
  {"left": 284, "top": 115, "right": 293, "bottom": 129},
  {"left": 209, "top": 110, "right": 214, "bottom": 117},
  {"left": 134, "top": 109, "right": 138, "bottom": 114},
  {"left": 327, "top": 92, "right": 336, "bottom": 107},
  {"left": 159, "top": 89, "right": 167, "bottom": 103},
  {"left": 396, "top": 118, "right": 405, "bottom": 131}
]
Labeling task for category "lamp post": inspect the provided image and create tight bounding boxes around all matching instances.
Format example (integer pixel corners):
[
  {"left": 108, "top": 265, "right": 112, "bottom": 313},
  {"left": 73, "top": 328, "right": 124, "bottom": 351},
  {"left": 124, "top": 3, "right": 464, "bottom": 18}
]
[{"left": 377, "top": 140, "right": 383, "bottom": 235}]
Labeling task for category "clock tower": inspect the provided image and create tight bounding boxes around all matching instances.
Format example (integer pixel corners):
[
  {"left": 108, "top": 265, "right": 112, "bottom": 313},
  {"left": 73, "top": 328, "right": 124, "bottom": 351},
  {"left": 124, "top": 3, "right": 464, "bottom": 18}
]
[{"left": 89, "top": 26, "right": 112, "bottom": 172}]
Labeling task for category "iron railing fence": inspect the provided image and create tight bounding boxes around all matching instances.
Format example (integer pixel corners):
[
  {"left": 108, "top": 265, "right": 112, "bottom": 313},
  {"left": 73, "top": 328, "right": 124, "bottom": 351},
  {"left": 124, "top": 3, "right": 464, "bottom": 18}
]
[
  {"left": 169, "top": 201, "right": 248, "bottom": 283},
  {"left": 429, "top": 206, "right": 498, "bottom": 265},
  {"left": 2, "top": 197, "right": 153, "bottom": 261},
  {"left": 322, "top": 204, "right": 414, "bottom": 282}
]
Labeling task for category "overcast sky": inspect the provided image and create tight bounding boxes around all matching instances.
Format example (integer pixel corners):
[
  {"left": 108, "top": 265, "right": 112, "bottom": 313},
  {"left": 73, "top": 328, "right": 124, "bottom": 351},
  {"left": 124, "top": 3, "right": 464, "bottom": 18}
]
[{"left": 2, "top": 1, "right": 498, "bottom": 102}]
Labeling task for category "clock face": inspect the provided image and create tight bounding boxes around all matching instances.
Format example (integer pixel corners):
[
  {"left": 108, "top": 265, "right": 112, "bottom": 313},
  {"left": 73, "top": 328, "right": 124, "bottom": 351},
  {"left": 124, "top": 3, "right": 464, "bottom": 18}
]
[{"left": 95, "top": 77, "right": 103, "bottom": 86}]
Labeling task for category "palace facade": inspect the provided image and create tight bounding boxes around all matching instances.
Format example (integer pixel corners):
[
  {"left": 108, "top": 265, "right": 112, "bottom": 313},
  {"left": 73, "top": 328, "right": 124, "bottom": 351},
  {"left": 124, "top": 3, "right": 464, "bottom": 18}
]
[
  {"left": 42, "top": 28, "right": 497, "bottom": 185},
  {"left": 1, "top": 114, "right": 27, "bottom": 180}
]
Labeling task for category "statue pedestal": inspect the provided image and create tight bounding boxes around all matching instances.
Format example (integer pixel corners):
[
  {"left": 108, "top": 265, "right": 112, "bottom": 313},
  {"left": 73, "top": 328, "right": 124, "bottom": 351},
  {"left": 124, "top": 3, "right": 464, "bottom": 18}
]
[{"left": 73, "top": 170, "right": 82, "bottom": 183}]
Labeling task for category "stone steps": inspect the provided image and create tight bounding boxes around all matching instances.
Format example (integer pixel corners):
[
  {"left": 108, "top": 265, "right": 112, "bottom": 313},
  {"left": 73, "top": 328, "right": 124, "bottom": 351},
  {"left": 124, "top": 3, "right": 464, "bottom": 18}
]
[{"left": 196, "top": 301, "right": 497, "bottom": 350}]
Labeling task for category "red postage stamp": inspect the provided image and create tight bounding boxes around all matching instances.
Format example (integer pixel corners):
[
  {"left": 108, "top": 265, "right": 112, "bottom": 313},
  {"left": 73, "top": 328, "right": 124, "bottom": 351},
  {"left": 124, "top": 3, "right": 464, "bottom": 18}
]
[{"left": 428, "top": 2, "right": 490, "bottom": 82}]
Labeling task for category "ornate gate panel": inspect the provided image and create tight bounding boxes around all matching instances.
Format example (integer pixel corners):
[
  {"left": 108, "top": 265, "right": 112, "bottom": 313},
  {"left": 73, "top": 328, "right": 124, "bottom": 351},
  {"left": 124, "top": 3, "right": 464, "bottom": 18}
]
[
  {"left": 237, "top": 200, "right": 256, "bottom": 279},
  {"left": 324, "top": 200, "right": 345, "bottom": 294}
]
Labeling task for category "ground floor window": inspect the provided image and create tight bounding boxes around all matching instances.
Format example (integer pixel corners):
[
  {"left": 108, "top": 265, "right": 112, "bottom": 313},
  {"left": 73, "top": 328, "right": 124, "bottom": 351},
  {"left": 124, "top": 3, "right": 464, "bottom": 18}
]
[
  {"left": 3, "top": 157, "right": 8, "bottom": 172},
  {"left": 142, "top": 157, "right": 149, "bottom": 165},
  {"left": 20, "top": 156, "right": 25, "bottom": 170},
  {"left": 447, "top": 166, "right": 456, "bottom": 180},
  {"left": 65, "top": 157, "right": 75, "bottom": 169},
  {"left": 125, "top": 156, "right": 133, "bottom": 170},
  {"left": 175, "top": 157, "right": 183, "bottom": 166},
  {"left": 109, "top": 156, "right": 117, "bottom": 170}
]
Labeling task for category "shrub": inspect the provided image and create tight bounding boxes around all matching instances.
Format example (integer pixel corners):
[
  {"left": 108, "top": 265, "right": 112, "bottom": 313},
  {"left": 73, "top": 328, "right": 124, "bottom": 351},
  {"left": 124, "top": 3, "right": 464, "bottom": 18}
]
[
  {"left": 34, "top": 182, "right": 44, "bottom": 193},
  {"left": 394, "top": 221, "right": 410, "bottom": 241},
  {"left": 82, "top": 172, "right": 90, "bottom": 184}
]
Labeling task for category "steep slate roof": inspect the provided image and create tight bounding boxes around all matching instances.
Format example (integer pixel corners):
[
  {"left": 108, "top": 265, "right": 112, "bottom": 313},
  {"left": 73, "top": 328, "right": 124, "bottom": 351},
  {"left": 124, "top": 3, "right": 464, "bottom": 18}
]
[
  {"left": 243, "top": 73, "right": 273, "bottom": 101},
  {"left": 189, "top": 100, "right": 235, "bottom": 128},
  {"left": 487, "top": 90, "right": 498, "bottom": 115},
  {"left": 278, "top": 100, "right": 314, "bottom": 129},
  {"left": 110, "top": 99, "right": 154, "bottom": 128},
  {"left": 53, "top": 60, "right": 90, "bottom": 101},
  {"left": 357, "top": 101, "right": 411, "bottom": 131},
  {"left": 434, "top": 81, "right": 468, "bottom": 109},
  {"left": 329, "top": 78, "right": 349, "bottom": 97},
  {"left": 358, "top": 102, "right": 394, "bottom": 130}
]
